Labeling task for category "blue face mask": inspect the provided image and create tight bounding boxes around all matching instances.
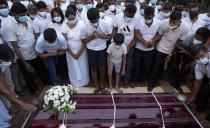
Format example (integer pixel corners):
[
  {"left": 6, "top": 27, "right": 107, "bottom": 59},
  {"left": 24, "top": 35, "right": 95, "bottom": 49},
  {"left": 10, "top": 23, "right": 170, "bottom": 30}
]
[
  {"left": 18, "top": 15, "right": 28, "bottom": 22},
  {"left": 84, "top": 3, "right": 93, "bottom": 10},
  {"left": 197, "top": 57, "right": 209, "bottom": 65},
  {"left": 68, "top": 18, "right": 77, "bottom": 26},
  {"left": 151, "top": 0, "right": 158, "bottom": 4},
  {"left": 0, "top": 8, "right": 9, "bottom": 17},
  {"left": 91, "top": 22, "right": 99, "bottom": 29}
]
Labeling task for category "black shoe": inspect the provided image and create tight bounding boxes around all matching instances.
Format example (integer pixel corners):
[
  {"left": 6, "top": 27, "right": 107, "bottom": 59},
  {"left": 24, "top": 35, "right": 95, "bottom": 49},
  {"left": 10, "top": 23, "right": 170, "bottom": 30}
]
[
  {"left": 174, "top": 86, "right": 183, "bottom": 93},
  {"left": 147, "top": 86, "right": 154, "bottom": 92},
  {"left": 94, "top": 88, "right": 101, "bottom": 94}
]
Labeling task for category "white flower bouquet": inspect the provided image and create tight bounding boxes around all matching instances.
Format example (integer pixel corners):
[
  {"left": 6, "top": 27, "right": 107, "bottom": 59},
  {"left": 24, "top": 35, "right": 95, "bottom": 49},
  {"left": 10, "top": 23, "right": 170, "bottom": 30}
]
[{"left": 43, "top": 84, "right": 78, "bottom": 114}]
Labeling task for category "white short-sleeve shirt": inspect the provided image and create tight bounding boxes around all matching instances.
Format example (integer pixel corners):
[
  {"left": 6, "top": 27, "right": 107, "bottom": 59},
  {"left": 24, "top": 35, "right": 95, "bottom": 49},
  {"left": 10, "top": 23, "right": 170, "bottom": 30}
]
[
  {"left": 195, "top": 63, "right": 210, "bottom": 80},
  {"left": 35, "top": 32, "right": 67, "bottom": 53},
  {"left": 33, "top": 14, "right": 51, "bottom": 34},
  {"left": 199, "top": 13, "right": 210, "bottom": 30},
  {"left": 112, "top": 13, "right": 139, "bottom": 47},
  {"left": 80, "top": 20, "right": 112, "bottom": 51},
  {"left": 183, "top": 17, "right": 205, "bottom": 36},
  {"left": 6, "top": 18, "right": 37, "bottom": 60},
  {"left": 107, "top": 42, "right": 127, "bottom": 63},
  {"left": 135, "top": 18, "right": 161, "bottom": 51},
  {"left": 156, "top": 19, "right": 190, "bottom": 54}
]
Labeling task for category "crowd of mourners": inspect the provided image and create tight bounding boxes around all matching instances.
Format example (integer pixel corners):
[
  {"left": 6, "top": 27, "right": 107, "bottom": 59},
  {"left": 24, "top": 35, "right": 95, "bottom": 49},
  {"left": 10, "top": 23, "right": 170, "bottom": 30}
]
[{"left": 0, "top": 0, "right": 210, "bottom": 127}]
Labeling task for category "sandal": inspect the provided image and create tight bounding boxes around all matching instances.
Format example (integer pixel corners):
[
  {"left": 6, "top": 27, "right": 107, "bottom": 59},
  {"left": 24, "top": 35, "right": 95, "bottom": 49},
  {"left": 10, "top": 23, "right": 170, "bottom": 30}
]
[{"left": 115, "top": 88, "right": 123, "bottom": 94}]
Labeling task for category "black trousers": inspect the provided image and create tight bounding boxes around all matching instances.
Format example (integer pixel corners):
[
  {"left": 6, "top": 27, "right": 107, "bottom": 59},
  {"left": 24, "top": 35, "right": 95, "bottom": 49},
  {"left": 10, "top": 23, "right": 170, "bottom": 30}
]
[
  {"left": 148, "top": 50, "right": 168, "bottom": 87},
  {"left": 133, "top": 48, "right": 154, "bottom": 82},
  {"left": 18, "top": 57, "right": 51, "bottom": 93},
  {"left": 196, "top": 75, "right": 210, "bottom": 112},
  {"left": 167, "top": 53, "right": 191, "bottom": 88}
]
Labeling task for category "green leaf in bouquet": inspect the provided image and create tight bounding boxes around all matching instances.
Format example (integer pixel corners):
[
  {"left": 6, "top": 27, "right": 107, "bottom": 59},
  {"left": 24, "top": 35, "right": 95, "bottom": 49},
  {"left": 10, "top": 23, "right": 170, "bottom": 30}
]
[
  {"left": 43, "top": 103, "right": 51, "bottom": 112},
  {"left": 52, "top": 106, "right": 58, "bottom": 115}
]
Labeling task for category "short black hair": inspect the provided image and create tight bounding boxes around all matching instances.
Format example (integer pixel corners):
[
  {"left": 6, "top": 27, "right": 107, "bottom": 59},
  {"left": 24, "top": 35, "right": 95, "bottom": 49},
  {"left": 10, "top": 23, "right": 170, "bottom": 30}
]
[
  {"left": 96, "top": 2, "right": 104, "bottom": 8},
  {"left": 44, "top": 28, "right": 57, "bottom": 43},
  {"left": 170, "top": 11, "right": 182, "bottom": 21},
  {"left": 0, "top": 0, "right": 8, "bottom": 6},
  {"left": 196, "top": 27, "right": 210, "bottom": 41},
  {"left": 144, "top": 6, "right": 154, "bottom": 16},
  {"left": 0, "top": 44, "right": 14, "bottom": 61},
  {"left": 35, "top": 1, "right": 46, "bottom": 10},
  {"left": 51, "top": 7, "right": 64, "bottom": 24},
  {"left": 67, "top": 4, "right": 77, "bottom": 12},
  {"left": 189, "top": 2, "right": 199, "bottom": 9},
  {"left": 11, "top": 2, "right": 27, "bottom": 14},
  {"left": 87, "top": 8, "right": 99, "bottom": 20},
  {"left": 113, "top": 33, "right": 125, "bottom": 44},
  {"left": 162, "top": 2, "right": 173, "bottom": 10},
  {"left": 65, "top": 7, "right": 76, "bottom": 18},
  {"left": 191, "top": 44, "right": 206, "bottom": 57},
  {"left": 125, "top": 4, "right": 137, "bottom": 14}
]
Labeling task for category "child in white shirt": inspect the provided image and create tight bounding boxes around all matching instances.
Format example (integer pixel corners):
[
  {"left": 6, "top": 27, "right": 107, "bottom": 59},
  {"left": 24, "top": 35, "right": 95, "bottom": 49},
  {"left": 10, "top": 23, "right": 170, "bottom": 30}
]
[{"left": 107, "top": 33, "right": 127, "bottom": 93}]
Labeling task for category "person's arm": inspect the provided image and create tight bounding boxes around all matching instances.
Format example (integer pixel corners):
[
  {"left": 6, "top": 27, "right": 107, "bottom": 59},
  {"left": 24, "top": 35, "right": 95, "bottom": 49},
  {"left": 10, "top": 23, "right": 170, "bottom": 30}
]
[
  {"left": 128, "top": 38, "right": 137, "bottom": 49},
  {"left": 81, "top": 34, "right": 96, "bottom": 44},
  {"left": 11, "top": 41, "right": 34, "bottom": 72},
  {"left": 93, "top": 31, "right": 112, "bottom": 40},
  {"left": 38, "top": 51, "right": 58, "bottom": 59},
  {"left": 75, "top": 44, "right": 85, "bottom": 59},
  {"left": 112, "top": 27, "right": 118, "bottom": 37},
  {"left": 189, "top": 79, "right": 202, "bottom": 104},
  {"left": 34, "top": 33, "right": 40, "bottom": 42},
  {"left": 0, "top": 74, "right": 36, "bottom": 112},
  {"left": 134, "top": 29, "right": 147, "bottom": 46}
]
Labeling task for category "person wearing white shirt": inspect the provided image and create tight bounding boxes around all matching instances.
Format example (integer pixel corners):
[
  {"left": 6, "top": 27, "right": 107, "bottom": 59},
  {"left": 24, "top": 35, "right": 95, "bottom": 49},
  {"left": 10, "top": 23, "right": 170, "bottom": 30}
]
[
  {"left": 96, "top": 2, "right": 112, "bottom": 26},
  {"left": 80, "top": 8, "right": 112, "bottom": 93},
  {"left": 75, "top": 0, "right": 84, "bottom": 20},
  {"left": 0, "top": 0, "right": 27, "bottom": 98},
  {"left": 7, "top": 3, "right": 50, "bottom": 94},
  {"left": 27, "top": 4, "right": 38, "bottom": 21},
  {"left": 174, "top": 0, "right": 189, "bottom": 19},
  {"left": 188, "top": 44, "right": 210, "bottom": 112},
  {"left": 107, "top": 33, "right": 127, "bottom": 93},
  {"left": 112, "top": 4, "right": 138, "bottom": 86},
  {"left": 64, "top": 8, "right": 90, "bottom": 87},
  {"left": 0, "top": 44, "right": 36, "bottom": 127},
  {"left": 199, "top": 6, "right": 210, "bottom": 30},
  {"left": 183, "top": 3, "right": 205, "bottom": 37},
  {"left": 33, "top": 1, "right": 51, "bottom": 40},
  {"left": 80, "top": 0, "right": 94, "bottom": 23},
  {"left": 155, "top": 1, "right": 173, "bottom": 21},
  {"left": 147, "top": 11, "right": 190, "bottom": 91},
  {"left": 48, "top": 7, "right": 69, "bottom": 81},
  {"left": 104, "top": 0, "right": 122, "bottom": 19},
  {"left": 35, "top": 28, "right": 67, "bottom": 84},
  {"left": 48, "top": 7, "right": 66, "bottom": 34},
  {"left": 134, "top": 6, "right": 160, "bottom": 85}
]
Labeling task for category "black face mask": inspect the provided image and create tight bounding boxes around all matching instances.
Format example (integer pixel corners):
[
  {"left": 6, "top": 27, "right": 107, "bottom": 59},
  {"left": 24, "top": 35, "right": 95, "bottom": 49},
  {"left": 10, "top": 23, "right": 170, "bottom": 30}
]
[{"left": 189, "top": 11, "right": 198, "bottom": 19}]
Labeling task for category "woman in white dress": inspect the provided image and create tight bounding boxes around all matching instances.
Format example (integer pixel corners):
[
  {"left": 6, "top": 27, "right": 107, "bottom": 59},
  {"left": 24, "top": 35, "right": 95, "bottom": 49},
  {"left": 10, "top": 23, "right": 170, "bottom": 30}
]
[{"left": 64, "top": 8, "right": 89, "bottom": 87}]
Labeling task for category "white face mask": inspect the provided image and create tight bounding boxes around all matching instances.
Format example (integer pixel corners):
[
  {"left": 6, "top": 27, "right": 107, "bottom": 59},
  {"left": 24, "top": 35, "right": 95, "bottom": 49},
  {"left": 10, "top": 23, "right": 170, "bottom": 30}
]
[
  {"left": 0, "top": 61, "right": 12, "bottom": 73},
  {"left": 193, "top": 38, "right": 202, "bottom": 45},
  {"left": 163, "top": 12, "right": 171, "bottom": 18},
  {"left": 38, "top": 11, "right": 46, "bottom": 17},
  {"left": 76, "top": 4, "right": 83, "bottom": 11},
  {"left": 145, "top": 19, "right": 153, "bottom": 24},
  {"left": 54, "top": 16, "right": 61, "bottom": 23},
  {"left": 30, "top": 15, "right": 37, "bottom": 20},
  {"left": 99, "top": 12, "right": 105, "bottom": 18},
  {"left": 109, "top": 5, "right": 116, "bottom": 12}
]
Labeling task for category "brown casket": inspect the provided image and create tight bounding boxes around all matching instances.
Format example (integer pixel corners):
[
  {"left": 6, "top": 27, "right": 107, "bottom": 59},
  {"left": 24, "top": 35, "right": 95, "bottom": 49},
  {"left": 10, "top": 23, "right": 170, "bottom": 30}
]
[{"left": 26, "top": 93, "right": 203, "bottom": 128}]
